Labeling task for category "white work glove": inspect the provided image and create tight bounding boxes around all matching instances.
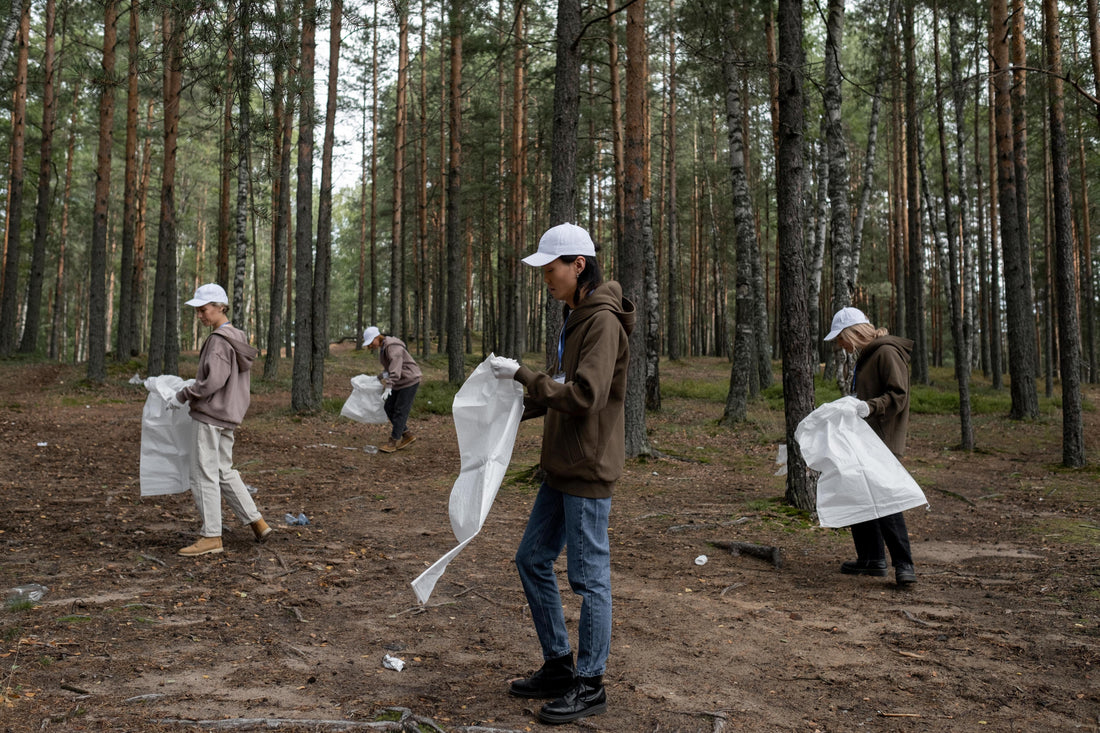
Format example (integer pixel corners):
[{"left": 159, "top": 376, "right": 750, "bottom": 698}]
[
  {"left": 489, "top": 356, "right": 520, "bottom": 380},
  {"left": 167, "top": 392, "right": 187, "bottom": 411},
  {"left": 855, "top": 400, "right": 871, "bottom": 418}
]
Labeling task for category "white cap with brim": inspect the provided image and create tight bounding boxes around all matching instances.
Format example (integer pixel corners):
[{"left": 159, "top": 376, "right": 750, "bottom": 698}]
[
  {"left": 824, "top": 306, "right": 871, "bottom": 341},
  {"left": 522, "top": 223, "right": 597, "bottom": 267},
  {"left": 185, "top": 283, "right": 229, "bottom": 307},
  {"left": 362, "top": 326, "right": 381, "bottom": 347}
]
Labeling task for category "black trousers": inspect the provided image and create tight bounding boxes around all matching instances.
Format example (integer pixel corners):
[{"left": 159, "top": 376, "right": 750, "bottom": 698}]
[
  {"left": 850, "top": 512, "right": 913, "bottom": 567},
  {"left": 384, "top": 382, "right": 419, "bottom": 440}
]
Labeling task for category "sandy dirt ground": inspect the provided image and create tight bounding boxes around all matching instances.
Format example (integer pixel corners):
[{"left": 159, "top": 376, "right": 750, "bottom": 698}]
[{"left": 1, "top": 346, "right": 1098, "bottom": 732}]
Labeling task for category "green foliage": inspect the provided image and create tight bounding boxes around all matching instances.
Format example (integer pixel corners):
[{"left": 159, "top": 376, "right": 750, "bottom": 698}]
[
  {"left": 662, "top": 378, "right": 729, "bottom": 401},
  {"left": 413, "top": 380, "right": 459, "bottom": 417}
]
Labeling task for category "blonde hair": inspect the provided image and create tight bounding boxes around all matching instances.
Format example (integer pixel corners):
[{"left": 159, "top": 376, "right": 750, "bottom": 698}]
[{"left": 843, "top": 322, "right": 888, "bottom": 351}]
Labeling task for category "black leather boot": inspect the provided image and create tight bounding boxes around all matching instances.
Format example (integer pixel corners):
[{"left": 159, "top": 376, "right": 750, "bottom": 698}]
[
  {"left": 538, "top": 675, "right": 607, "bottom": 725},
  {"left": 508, "top": 653, "right": 575, "bottom": 698},
  {"left": 840, "top": 558, "right": 888, "bottom": 576}
]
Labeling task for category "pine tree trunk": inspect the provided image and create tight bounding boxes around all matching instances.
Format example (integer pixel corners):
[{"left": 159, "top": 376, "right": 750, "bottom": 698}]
[
  {"left": 313, "top": 0, "right": 341, "bottom": 402},
  {"left": 622, "top": 0, "right": 650, "bottom": 457},
  {"left": 824, "top": 0, "right": 853, "bottom": 318},
  {"left": 116, "top": 0, "right": 139, "bottom": 359},
  {"left": 50, "top": 92, "right": 79, "bottom": 362},
  {"left": 292, "top": 0, "right": 317, "bottom": 412},
  {"left": 776, "top": 0, "right": 816, "bottom": 511},
  {"left": 0, "top": 5, "right": 29, "bottom": 358},
  {"left": 20, "top": 0, "right": 57, "bottom": 356},
  {"left": 1043, "top": 0, "right": 1084, "bottom": 466},
  {"left": 445, "top": 0, "right": 465, "bottom": 384},
  {"left": 991, "top": 0, "right": 1039, "bottom": 418},
  {"left": 234, "top": 0, "right": 254, "bottom": 323},
  {"left": 392, "top": 3, "right": 409, "bottom": 337},
  {"left": 903, "top": 0, "right": 927, "bottom": 384},
  {"left": 87, "top": 1, "right": 118, "bottom": 381},
  {"left": 665, "top": 0, "right": 681, "bottom": 363}
]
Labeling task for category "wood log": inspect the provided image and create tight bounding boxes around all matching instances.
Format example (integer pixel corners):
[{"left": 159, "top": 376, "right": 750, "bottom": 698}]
[{"left": 711, "top": 540, "right": 782, "bottom": 568}]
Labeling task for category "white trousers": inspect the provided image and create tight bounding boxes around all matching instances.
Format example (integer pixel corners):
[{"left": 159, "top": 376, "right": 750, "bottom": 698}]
[{"left": 189, "top": 421, "right": 260, "bottom": 537}]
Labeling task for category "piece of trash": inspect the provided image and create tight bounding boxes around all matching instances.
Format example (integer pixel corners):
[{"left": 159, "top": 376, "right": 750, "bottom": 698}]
[
  {"left": 382, "top": 654, "right": 405, "bottom": 672},
  {"left": 245, "top": 484, "right": 258, "bottom": 495},
  {"left": 7, "top": 584, "right": 48, "bottom": 604},
  {"left": 694, "top": 555, "right": 708, "bottom": 566},
  {"left": 285, "top": 512, "right": 310, "bottom": 526},
  {"left": 37, "top": 442, "right": 48, "bottom": 447},
  {"left": 774, "top": 444, "right": 788, "bottom": 476},
  {"left": 129, "top": 373, "right": 143, "bottom": 385},
  {"left": 363, "top": 445, "right": 378, "bottom": 454}
]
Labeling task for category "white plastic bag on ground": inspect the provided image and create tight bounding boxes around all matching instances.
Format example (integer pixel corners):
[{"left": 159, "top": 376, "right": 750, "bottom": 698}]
[
  {"left": 140, "top": 375, "right": 195, "bottom": 497},
  {"left": 411, "top": 356, "right": 524, "bottom": 603},
  {"left": 795, "top": 396, "right": 928, "bottom": 528},
  {"left": 340, "top": 374, "right": 390, "bottom": 424}
]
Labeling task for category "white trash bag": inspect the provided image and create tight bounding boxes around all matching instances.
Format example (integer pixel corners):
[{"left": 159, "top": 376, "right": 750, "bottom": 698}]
[
  {"left": 411, "top": 355, "right": 524, "bottom": 603},
  {"left": 140, "top": 375, "right": 195, "bottom": 497},
  {"left": 795, "top": 396, "right": 928, "bottom": 528},
  {"left": 340, "top": 374, "right": 390, "bottom": 424}
]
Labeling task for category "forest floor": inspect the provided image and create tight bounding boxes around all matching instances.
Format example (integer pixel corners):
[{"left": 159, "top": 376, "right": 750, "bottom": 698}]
[{"left": 1, "top": 343, "right": 1099, "bottom": 733}]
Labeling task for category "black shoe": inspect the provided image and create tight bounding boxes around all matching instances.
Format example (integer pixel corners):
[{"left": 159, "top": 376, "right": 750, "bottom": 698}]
[
  {"left": 508, "top": 653, "right": 575, "bottom": 698},
  {"left": 840, "top": 559, "right": 888, "bottom": 576},
  {"left": 895, "top": 564, "right": 917, "bottom": 585},
  {"left": 538, "top": 676, "right": 607, "bottom": 725}
]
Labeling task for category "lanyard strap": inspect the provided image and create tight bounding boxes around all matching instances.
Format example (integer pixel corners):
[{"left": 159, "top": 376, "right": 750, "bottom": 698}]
[{"left": 557, "top": 312, "right": 571, "bottom": 372}]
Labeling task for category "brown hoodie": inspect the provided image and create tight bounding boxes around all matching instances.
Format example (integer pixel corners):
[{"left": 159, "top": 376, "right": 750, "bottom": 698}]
[
  {"left": 177, "top": 324, "right": 259, "bottom": 429},
  {"left": 853, "top": 335, "right": 914, "bottom": 457},
  {"left": 514, "top": 281, "right": 636, "bottom": 499}
]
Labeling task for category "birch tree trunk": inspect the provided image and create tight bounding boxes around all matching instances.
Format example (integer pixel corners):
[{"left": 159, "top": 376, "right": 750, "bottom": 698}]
[
  {"left": 1043, "top": 0, "right": 1084, "bottom": 466},
  {"left": 20, "top": 0, "right": 57, "bottom": 356},
  {"left": 720, "top": 25, "right": 759, "bottom": 425}
]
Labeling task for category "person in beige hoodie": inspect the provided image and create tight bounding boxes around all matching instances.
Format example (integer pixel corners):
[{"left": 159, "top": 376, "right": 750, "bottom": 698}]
[{"left": 171, "top": 283, "right": 271, "bottom": 557}]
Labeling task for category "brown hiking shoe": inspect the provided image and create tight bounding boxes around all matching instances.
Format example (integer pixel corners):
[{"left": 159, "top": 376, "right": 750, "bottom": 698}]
[
  {"left": 179, "top": 536, "right": 223, "bottom": 556},
  {"left": 251, "top": 517, "right": 272, "bottom": 542},
  {"left": 378, "top": 439, "right": 399, "bottom": 453},
  {"left": 397, "top": 432, "right": 416, "bottom": 450}
]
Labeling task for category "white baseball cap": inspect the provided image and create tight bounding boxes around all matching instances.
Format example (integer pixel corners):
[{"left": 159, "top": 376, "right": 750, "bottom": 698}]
[
  {"left": 362, "top": 326, "right": 381, "bottom": 347},
  {"left": 185, "top": 283, "right": 229, "bottom": 307},
  {"left": 823, "top": 306, "right": 871, "bottom": 341},
  {"left": 522, "top": 223, "right": 597, "bottom": 267}
]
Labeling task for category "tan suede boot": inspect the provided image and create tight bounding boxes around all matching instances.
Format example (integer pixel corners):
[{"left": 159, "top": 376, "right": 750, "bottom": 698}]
[
  {"left": 397, "top": 431, "right": 416, "bottom": 450},
  {"left": 251, "top": 517, "right": 273, "bottom": 542},
  {"left": 179, "top": 536, "right": 223, "bottom": 556},
  {"left": 379, "top": 438, "right": 399, "bottom": 453}
]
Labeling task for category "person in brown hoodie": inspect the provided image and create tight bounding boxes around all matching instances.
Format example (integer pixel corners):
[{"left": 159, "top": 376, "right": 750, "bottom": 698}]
[
  {"left": 171, "top": 284, "right": 271, "bottom": 557},
  {"left": 824, "top": 306, "right": 917, "bottom": 586},
  {"left": 489, "top": 223, "right": 635, "bottom": 725}
]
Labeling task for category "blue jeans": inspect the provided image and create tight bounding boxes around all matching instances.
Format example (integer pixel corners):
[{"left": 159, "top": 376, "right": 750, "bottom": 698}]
[
  {"left": 515, "top": 482, "right": 612, "bottom": 678},
  {"left": 384, "top": 383, "right": 419, "bottom": 440}
]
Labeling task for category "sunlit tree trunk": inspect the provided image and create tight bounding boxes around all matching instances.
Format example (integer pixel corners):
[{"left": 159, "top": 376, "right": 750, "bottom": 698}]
[
  {"left": 1043, "top": 0, "right": 1084, "bottom": 466},
  {"left": 20, "top": 0, "right": 57, "bottom": 356}
]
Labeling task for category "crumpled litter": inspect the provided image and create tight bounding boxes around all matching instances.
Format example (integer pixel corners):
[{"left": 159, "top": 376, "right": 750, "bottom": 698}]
[
  {"left": 7, "top": 584, "right": 48, "bottom": 604},
  {"left": 129, "top": 373, "right": 144, "bottom": 385},
  {"left": 410, "top": 356, "right": 524, "bottom": 604},
  {"left": 285, "top": 512, "right": 310, "bottom": 526},
  {"left": 382, "top": 654, "right": 405, "bottom": 672}
]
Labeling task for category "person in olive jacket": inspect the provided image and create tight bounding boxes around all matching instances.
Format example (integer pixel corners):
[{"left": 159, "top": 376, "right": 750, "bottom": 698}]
[
  {"left": 824, "top": 306, "right": 917, "bottom": 586},
  {"left": 490, "top": 223, "right": 635, "bottom": 725}
]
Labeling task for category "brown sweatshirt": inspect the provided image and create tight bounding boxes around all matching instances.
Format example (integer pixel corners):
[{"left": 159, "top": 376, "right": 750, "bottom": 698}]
[
  {"left": 853, "top": 335, "right": 914, "bottom": 457},
  {"left": 514, "top": 281, "right": 636, "bottom": 498},
  {"left": 177, "top": 324, "right": 259, "bottom": 429},
  {"left": 378, "top": 336, "right": 422, "bottom": 389}
]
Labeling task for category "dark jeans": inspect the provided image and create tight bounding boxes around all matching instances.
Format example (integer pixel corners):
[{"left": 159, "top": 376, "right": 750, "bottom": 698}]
[
  {"left": 851, "top": 511, "right": 913, "bottom": 567},
  {"left": 384, "top": 382, "right": 419, "bottom": 440}
]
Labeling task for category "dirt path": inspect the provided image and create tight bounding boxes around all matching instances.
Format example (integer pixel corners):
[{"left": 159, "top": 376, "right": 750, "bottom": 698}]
[{"left": 1, "top": 351, "right": 1098, "bottom": 732}]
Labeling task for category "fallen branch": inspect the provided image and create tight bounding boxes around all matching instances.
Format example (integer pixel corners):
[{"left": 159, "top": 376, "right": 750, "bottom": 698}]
[
  {"left": 902, "top": 609, "right": 934, "bottom": 627},
  {"left": 878, "top": 711, "right": 921, "bottom": 718},
  {"left": 137, "top": 553, "right": 167, "bottom": 567},
  {"left": 711, "top": 540, "right": 782, "bottom": 569},
  {"left": 897, "top": 650, "right": 926, "bottom": 660},
  {"left": 60, "top": 683, "right": 90, "bottom": 694},
  {"left": 155, "top": 706, "right": 504, "bottom": 731}
]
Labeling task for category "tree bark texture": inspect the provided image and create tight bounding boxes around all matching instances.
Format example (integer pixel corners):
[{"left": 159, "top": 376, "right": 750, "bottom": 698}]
[
  {"left": 445, "top": 0, "right": 465, "bottom": 384},
  {"left": 0, "top": 5, "right": 29, "bottom": 358},
  {"left": 292, "top": 0, "right": 317, "bottom": 412},
  {"left": 391, "top": 3, "right": 409, "bottom": 337}
]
